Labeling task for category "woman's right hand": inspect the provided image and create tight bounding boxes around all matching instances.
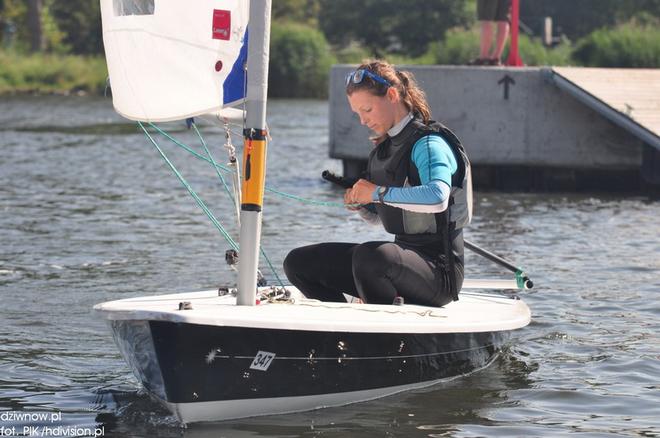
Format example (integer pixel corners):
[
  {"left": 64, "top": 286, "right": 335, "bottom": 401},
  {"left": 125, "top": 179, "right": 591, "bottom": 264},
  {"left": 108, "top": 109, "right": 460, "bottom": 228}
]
[{"left": 344, "top": 188, "right": 361, "bottom": 211}]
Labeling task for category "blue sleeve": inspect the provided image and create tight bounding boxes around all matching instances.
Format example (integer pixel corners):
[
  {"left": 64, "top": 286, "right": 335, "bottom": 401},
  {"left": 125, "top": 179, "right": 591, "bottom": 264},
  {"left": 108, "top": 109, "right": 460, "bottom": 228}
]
[
  {"left": 411, "top": 134, "right": 457, "bottom": 186},
  {"left": 371, "top": 135, "right": 457, "bottom": 208}
]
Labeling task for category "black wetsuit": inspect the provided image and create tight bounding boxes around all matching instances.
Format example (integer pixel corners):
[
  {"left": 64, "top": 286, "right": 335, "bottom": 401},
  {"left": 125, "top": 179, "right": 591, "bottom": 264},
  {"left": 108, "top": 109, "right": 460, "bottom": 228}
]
[{"left": 284, "top": 118, "right": 471, "bottom": 307}]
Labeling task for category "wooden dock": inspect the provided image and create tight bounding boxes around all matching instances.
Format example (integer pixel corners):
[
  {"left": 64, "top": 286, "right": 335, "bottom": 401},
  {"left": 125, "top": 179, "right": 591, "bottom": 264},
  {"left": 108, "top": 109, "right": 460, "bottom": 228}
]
[{"left": 546, "top": 67, "right": 660, "bottom": 151}]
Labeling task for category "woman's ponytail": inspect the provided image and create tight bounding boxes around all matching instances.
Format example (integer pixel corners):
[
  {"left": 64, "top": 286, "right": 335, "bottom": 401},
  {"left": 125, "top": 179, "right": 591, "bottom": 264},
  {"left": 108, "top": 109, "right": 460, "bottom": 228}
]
[{"left": 397, "top": 70, "right": 431, "bottom": 124}]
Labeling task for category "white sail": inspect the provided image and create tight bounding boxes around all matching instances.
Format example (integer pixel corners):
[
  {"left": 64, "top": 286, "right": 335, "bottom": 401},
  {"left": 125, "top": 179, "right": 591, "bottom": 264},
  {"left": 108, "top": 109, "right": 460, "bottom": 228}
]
[{"left": 100, "top": 0, "right": 249, "bottom": 122}]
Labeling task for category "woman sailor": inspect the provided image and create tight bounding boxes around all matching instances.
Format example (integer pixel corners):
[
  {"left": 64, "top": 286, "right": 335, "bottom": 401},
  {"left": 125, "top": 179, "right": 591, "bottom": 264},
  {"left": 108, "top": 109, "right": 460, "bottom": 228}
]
[{"left": 284, "top": 60, "right": 472, "bottom": 307}]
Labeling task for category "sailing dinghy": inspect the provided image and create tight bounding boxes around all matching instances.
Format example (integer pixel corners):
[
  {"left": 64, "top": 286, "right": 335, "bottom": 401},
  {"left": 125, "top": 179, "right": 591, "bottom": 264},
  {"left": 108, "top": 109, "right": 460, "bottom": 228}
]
[{"left": 95, "top": 0, "right": 531, "bottom": 424}]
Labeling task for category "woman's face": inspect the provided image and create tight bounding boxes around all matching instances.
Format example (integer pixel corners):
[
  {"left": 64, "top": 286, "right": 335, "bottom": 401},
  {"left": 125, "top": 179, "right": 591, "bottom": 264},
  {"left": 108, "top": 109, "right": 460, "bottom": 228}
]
[{"left": 347, "top": 89, "right": 399, "bottom": 136}]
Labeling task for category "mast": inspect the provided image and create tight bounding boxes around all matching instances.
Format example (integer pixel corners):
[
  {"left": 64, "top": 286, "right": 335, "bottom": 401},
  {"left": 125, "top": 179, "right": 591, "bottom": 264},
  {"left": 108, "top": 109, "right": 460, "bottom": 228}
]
[{"left": 237, "top": 0, "right": 272, "bottom": 305}]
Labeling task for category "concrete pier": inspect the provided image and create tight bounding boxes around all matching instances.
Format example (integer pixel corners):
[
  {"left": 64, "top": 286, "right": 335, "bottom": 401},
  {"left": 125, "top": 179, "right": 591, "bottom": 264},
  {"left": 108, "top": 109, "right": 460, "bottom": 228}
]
[{"left": 329, "top": 65, "right": 660, "bottom": 191}]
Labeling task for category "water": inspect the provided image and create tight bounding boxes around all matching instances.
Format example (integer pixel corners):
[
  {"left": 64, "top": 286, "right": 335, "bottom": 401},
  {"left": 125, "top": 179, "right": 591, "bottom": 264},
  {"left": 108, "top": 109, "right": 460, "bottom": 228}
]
[{"left": 1, "top": 96, "right": 659, "bottom": 437}]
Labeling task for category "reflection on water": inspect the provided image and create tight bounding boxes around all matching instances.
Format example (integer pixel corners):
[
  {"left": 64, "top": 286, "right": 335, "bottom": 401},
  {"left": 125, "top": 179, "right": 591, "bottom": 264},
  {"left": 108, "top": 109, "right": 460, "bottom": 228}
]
[{"left": 1, "top": 96, "right": 659, "bottom": 437}]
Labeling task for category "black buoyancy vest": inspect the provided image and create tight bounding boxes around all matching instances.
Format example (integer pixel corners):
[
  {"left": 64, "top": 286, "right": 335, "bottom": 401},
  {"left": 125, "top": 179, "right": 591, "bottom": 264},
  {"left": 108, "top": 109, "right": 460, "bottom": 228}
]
[{"left": 366, "top": 118, "right": 473, "bottom": 299}]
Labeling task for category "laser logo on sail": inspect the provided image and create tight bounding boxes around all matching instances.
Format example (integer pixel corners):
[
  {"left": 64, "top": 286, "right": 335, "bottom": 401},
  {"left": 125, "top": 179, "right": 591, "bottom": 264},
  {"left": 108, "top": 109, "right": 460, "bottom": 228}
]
[{"left": 212, "top": 9, "right": 231, "bottom": 41}]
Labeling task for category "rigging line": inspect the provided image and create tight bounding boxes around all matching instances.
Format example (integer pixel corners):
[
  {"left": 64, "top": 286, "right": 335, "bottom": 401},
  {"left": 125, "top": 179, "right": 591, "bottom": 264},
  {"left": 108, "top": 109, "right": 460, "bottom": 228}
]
[
  {"left": 264, "top": 186, "right": 348, "bottom": 208},
  {"left": 295, "top": 301, "right": 448, "bottom": 318},
  {"left": 148, "top": 123, "right": 348, "bottom": 208},
  {"left": 138, "top": 122, "right": 240, "bottom": 251},
  {"left": 191, "top": 122, "right": 237, "bottom": 207},
  {"left": 144, "top": 122, "right": 285, "bottom": 284},
  {"left": 260, "top": 246, "right": 285, "bottom": 287},
  {"left": 193, "top": 122, "right": 283, "bottom": 286},
  {"left": 148, "top": 123, "right": 232, "bottom": 174}
]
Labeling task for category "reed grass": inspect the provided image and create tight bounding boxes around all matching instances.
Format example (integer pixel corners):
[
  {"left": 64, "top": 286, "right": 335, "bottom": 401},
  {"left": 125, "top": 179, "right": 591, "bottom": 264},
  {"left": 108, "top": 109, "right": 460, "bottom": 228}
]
[{"left": 0, "top": 50, "right": 107, "bottom": 95}]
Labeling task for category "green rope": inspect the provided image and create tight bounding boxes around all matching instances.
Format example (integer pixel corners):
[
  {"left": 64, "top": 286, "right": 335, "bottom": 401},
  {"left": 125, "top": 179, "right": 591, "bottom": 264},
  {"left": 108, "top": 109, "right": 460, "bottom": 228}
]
[
  {"left": 191, "top": 122, "right": 237, "bottom": 206},
  {"left": 142, "top": 122, "right": 287, "bottom": 287},
  {"left": 264, "top": 186, "right": 348, "bottom": 208},
  {"left": 148, "top": 123, "right": 232, "bottom": 172},
  {"left": 260, "top": 246, "right": 285, "bottom": 287},
  {"left": 141, "top": 122, "right": 365, "bottom": 288},
  {"left": 139, "top": 122, "right": 239, "bottom": 252},
  {"left": 148, "top": 122, "right": 349, "bottom": 208}
]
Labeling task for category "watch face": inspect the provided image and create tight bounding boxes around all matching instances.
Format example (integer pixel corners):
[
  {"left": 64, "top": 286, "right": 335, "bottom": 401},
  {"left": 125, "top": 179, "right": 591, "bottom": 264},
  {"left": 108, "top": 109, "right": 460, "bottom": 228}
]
[{"left": 379, "top": 186, "right": 387, "bottom": 195}]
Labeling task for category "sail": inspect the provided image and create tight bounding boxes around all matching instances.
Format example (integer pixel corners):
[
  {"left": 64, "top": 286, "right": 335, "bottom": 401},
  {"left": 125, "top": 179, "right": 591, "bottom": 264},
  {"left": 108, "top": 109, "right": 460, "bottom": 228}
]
[{"left": 100, "top": 0, "right": 249, "bottom": 122}]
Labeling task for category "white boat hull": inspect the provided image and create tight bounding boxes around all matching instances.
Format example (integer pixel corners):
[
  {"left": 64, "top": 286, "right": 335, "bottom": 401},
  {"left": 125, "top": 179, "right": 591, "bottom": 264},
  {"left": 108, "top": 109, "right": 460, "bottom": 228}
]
[{"left": 166, "top": 372, "right": 488, "bottom": 423}]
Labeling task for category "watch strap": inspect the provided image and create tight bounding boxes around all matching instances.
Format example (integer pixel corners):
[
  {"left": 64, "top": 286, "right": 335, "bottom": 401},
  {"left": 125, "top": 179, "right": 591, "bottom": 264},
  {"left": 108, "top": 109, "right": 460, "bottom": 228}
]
[{"left": 377, "top": 186, "right": 389, "bottom": 203}]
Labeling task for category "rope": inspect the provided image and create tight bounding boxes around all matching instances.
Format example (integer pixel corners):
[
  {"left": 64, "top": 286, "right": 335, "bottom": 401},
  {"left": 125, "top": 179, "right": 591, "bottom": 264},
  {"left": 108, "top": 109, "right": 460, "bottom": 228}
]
[
  {"left": 147, "top": 122, "right": 348, "bottom": 208},
  {"left": 191, "top": 122, "right": 237, "bottom": 205},
  {"left": 148, "top": 123, "right": 231, "bottom": 173},
  {"left": 138, "top": 122, "right": 240, "bottom": 252},
  {"left": 141, "top": 122, "right": 289, "bottom": 287},
  {"left": 140, "top": 122, "right": 365, "bottom": 289},
  {"left": 260, "top": 246, "right": 285, "bottom": 287},
  {"left": 264, "top": 186, "right": 348, "bottom": 208}
]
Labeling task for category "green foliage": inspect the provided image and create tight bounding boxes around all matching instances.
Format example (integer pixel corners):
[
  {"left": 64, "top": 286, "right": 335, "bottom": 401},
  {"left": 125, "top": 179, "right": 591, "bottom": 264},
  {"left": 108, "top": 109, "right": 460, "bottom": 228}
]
[
  {"left": 0, "top": 0, "right": 65, "bottom": 52},
  {"left": 516, "top": 35, "right": 573, "bottom": 66},
  {"left": 334, "top": 41, "right": 372, "bottom": 64},
  {"left": 0, "top": 0, "right": 27, "bottom": 50},
  {"left": 50, "top": 0, "right": 102, "bottom": 54},
  {"left": 318, "top": 0, "right": 472, "bottom": 57},
  {"left": 269, "top": 22, "right": 336, "bottom": 98},
  {"left": 521, "top": 0, "right": 660, "bottom": 40},
  {"left": 614, "top": 0, "right": 660, "bottom": 20},
  {"left": 0, "top": 49, "right": 107, "bottom": 94},
  {"left": 2, "top": 0, "right": 660, "bottom": 96},
  {"left": 41, "top": 1, "right": 67, "bottom": 53},
  {"left": 430, "top": 27, "right": 480, "bottom": 65},
  {"left": 572, "top": 20, "right": 660, "bottom": 68},
  {"left": 428, "top": 27, "right": 572, "bottom": 66},
  {"left": 272, "top": 0, "right": 320, "bottom": 27},
  {"left": 386, "top": 51, "right": 436, "bottom": 66}
]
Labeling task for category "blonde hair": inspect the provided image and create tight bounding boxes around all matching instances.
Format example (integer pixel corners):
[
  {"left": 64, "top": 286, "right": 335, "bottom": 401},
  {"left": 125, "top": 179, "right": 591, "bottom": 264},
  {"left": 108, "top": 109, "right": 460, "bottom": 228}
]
[{"left": 345, "top": 59, "right": 432, "bottom": 124}]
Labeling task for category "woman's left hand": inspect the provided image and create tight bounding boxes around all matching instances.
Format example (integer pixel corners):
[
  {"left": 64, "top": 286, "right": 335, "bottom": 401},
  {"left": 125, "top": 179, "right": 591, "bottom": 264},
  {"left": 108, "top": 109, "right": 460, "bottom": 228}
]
[{"left": 345, "top": 179, "right": 377, "bottom": 205}]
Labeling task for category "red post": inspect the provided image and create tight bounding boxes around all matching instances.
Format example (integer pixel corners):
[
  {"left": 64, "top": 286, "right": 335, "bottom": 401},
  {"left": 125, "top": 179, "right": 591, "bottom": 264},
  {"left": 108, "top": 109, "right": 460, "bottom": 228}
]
[{"left": 506, "top": 0, "right": 524, "bottom": 66}]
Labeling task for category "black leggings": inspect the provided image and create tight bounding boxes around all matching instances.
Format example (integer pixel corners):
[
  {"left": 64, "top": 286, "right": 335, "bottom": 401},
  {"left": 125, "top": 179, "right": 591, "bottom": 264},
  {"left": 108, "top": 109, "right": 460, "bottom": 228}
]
[{"left": 283, "top": 241, "right": 463, "bottom": 307}]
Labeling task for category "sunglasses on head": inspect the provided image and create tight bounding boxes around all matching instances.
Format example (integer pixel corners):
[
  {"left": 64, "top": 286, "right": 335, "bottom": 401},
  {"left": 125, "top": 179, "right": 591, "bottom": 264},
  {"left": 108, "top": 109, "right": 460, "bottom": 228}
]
[{"left": 345, "top": 69, "right": 391, "bottom": 87}]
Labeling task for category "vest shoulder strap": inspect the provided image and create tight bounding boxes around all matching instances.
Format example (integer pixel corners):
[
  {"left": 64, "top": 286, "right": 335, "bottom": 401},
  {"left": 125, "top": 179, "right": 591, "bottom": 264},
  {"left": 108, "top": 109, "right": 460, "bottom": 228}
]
[{"left": 407, "top": 121, "right": 469, "bottom": 187}]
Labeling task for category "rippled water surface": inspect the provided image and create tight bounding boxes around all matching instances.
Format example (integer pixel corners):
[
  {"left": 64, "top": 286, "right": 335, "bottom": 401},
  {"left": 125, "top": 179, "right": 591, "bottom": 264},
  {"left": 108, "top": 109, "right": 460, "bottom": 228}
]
[{"left": 1, "top": 96, "right": 659, "bottom": 437}]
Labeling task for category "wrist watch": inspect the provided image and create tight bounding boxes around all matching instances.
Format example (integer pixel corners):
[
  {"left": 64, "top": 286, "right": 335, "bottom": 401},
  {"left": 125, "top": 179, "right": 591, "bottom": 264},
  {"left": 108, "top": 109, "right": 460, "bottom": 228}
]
[{"left": 377, "top": 186, "right": 389, "bottom": 203}]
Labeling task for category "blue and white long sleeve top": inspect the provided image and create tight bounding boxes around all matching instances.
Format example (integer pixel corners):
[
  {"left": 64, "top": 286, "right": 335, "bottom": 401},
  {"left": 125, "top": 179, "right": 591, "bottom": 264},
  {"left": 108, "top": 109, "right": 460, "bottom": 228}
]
[{"left": 370, "top": 114, "right": 457, "bottom": 214}]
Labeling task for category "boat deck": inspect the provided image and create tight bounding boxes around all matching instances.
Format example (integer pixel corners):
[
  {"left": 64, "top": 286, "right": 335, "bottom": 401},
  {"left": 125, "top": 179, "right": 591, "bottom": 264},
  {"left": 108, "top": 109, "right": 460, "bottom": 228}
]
[{"left": 94, "top": 287, "right": 531, "bottom": 334}]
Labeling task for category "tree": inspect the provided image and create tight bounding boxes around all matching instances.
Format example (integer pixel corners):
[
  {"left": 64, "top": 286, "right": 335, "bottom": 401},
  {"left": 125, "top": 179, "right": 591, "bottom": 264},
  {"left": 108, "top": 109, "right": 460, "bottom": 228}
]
[
  {"left": 50, "top": 0, "right": 102, "bottom": 54},
  {"left": 318, "top": 0, "right": 471, "bottom": 57},
  {"left": 269, "top": 22, "right": 335, "bottom": 98},
  {"left": 272, "top": 0, "right": 320, "bottom": 26},
  {"left": 26, "top": 0, "right": 44, "bottom": 52},
  {"left": 520, "top": 0, "right": 660, "bottom": 41},
  {"left": 1, "top": 0, "right": 65, "bottom": 52}
]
